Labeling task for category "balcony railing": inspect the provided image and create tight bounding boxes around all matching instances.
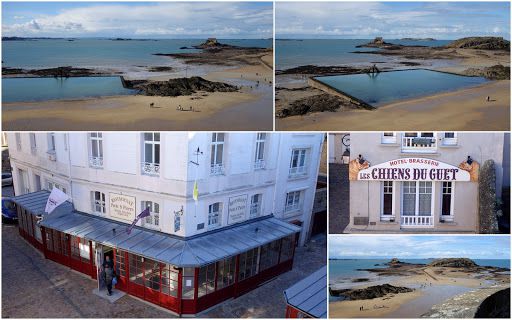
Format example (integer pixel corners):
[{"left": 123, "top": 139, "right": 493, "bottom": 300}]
[
  {"left": 285, "top": 203, "right": 301, "bottom": 213},
  {"left": 89, "top": 156, "right": 103, "bottom": 168},
  {"left": 210, "top": 163, "right": 224, "bottom": 175},
  {"left": 254, "top": 159, "right": 265, "bottom": 170},
  {"left": 401, "top": 215, "right": 433, "bottom": 227},
  {"left": 401, "top": 136, "right": 437, "bottom": 153},
  {"left": 142, "top": 162, "right": 160, "bottom": 176},
  {"left": 289, "top": 166, "right": 307, "bottom": 178}
]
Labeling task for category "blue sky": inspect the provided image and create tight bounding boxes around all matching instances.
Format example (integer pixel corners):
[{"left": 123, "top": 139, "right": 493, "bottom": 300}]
[
  {"left": 276, "top": 1, "right": 510, "bottom": 39},
  {"left": 329, "top": 235, "right": 511, "bottom": 259},
  {"left": 2, "top": 2, "right": 273, "bottom": 38}
]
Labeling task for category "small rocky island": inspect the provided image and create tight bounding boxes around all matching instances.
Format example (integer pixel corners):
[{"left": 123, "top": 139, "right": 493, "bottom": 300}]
[{"left": 330, "top": 283, "right": 414, "bottom": 300}]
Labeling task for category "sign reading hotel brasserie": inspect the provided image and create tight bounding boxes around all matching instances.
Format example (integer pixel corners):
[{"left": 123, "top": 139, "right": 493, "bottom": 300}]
[
  {"left": 357, "top": 158, "right": 471, "bottom": 182},
  {"left": 109, "top": 193, "right": 136, "bottom": 222},
  {"left": 228, "top": 194, "right": 248, "bottom": 224}
]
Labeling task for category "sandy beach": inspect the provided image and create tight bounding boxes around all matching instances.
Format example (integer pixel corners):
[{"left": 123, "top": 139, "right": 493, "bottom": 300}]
[
  {"left": 3, "top": 53, "right": 273, "bottom": 131},
  {"left": 329, "top": 261, "right": 510, "bottom": 318},
  {"left": 277, "top": 80, "right": 510, "bottom": 131}
]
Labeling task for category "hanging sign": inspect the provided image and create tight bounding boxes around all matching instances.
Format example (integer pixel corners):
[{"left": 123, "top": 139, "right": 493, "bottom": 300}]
[
  {"left": 109, "top": 193, "right": 136, "bottom": 222},
  {"left": 356, "top": 158, "right": 471, "bottom": 182},
  {"left": 228, "top": 194, "right": 248, "bottom": 224}
]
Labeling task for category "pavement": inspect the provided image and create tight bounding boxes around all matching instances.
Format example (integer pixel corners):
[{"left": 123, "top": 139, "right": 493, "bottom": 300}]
[
  {"left": 329, "top": 163, "right": 350, "bottom": 234},
  {"left": 2, "top": 218, "right": 326, "bottom": 318}
]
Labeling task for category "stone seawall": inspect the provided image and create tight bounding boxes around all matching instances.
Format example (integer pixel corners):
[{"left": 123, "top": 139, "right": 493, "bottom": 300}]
[{"left": 308, "top": 77, "right": 375, "bottom": 110}]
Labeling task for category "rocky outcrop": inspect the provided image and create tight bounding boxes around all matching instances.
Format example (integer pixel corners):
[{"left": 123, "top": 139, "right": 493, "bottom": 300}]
[
  {"left": 463, "top": 65, "right": 510, "bottom": 80},
  {"left": 445, "top": 37, "right": 510, "bottom": 50},
  {"left": 2, "top": 66, "right": 112, "bottom": 77},
  {"left": 356, "top": 37, "right": 404, "bottom": 49},
  {"left": 147, "top": 66, "right": 174, "bottom": 72},
  {"left": 428, "top": 258, "right": 478, "bottom": 268},
  {"left": 330, "top": 284, "right": 414, "bottom": 300},
  {"left": 124, "top": 76, "right": 238, "bottom": 97},
  {"left": 387, "top": 258, "right": 405, "bottom": 266},
  {"left": 277, "top": 65, "right": 365, "bottom": 75},
  {"left": 193, "top": 38, "right": 234, "bottom": 50}
]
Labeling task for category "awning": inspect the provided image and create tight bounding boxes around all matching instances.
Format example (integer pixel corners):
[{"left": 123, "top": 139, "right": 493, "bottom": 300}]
[
  {"left": 11, "top": 191, "right": 301, "bottom": 268},
  {"left": 284, "top": 266, "right": 327, "bottom": 318}
]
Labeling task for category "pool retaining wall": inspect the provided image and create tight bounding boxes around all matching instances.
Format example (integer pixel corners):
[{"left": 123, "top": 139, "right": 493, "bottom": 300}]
[{"left": 308, "top": 77, "right": 375, "bottom": 110}]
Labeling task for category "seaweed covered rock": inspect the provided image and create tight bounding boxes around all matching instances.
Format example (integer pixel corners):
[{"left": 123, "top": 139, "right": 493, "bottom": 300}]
[
  {"left": 330, "top": 284, "right": 414, "bottom": 300},
  {"left": 445, "top": 37, "right": 510, "bottom": 50},
  {"left": 428, "top": 258, "right": 478, "bottom": 268},
  {"left": 130, "top": 77, "right": 238, "bottom": 97},
  {"left": 479, "top": 160, "right": 500, "bottom": 233},
  {"left": 463, "top": 65, "right": 510, "bottom": 80}
]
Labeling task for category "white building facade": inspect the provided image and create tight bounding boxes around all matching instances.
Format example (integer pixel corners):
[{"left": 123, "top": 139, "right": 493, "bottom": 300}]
[{"left": 344, "top": 132, "right": 509, "bottom": 233}]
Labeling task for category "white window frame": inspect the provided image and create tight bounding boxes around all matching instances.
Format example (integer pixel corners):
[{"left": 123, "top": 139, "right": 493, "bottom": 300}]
[
  {"left": 285, "top": 190, "right": 302, "bottom": 213},
  {"left": 47, "top": 133, "right": 56, "bottom": 152},
  {"left": 211, "top": 133, "right": 225, "bottom": 175},
  {"left": 381, "top": 132, "right": 397, "bottom": 144},
  {"left": 289, "top": 148, "right": 309, "bottom": 178},
  {"left": 440, "top": 181, "right": 455, "bottom": 221},
  {"left": 29, "top": 133, "right": 37, "bottom": 155},
  {"left": 91, "top": 191, "right": 106, "bottom": 215},
  {"left": 250, "top": 194, "right": 262, "bottom": 218},
  {"left": 47, "top": 181, "right": 66, "bottom": 194},
  {"left": 254, "top": 133, "right": 266, "bottom": 170},
  {"left": 401, "top": 132, "right": 437, "bottom": 153},
  {"left": 141, "top": 201, "right": 160, "bottom": 229},
  {"left": 442, "top": 132, "right": 458, "bottom": 146},
  {"left": 89, "top": 132, "right": 104, "bottom": 168},
  {"left": 208, "top": 202, "right": 222, "bottom": 228},
  {"left": 142, "top": 132, "right": 160, "bottom": 176},
  {"left": 380, "top": 181, "right": 395, "bottom": 220},
  {"left": 400, "top": 181, "right": 434, "bottom": 217}
]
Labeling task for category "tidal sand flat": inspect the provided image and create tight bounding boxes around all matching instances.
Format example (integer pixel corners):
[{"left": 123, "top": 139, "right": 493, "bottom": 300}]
[
  {"left": 329, "top": 258, "right": 511, "bottom": 318},
  {"left": 275, "top": 2, "right": 511, "bottom": 131},
  {"left": 2, "top": 2, "right": 274, "bottom": 130}
]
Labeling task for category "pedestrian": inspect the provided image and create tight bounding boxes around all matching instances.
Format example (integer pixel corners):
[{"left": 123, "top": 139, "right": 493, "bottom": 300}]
[
  {"left": 102, "top": 256, "right": 115, "bottom": 296},
  {"left": 486, "top": 96, "right": 490, "bottom": 102}
]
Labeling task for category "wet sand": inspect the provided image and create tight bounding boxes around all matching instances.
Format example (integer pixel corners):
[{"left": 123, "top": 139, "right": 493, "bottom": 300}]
[
  {"left": 2, "top": 55, "right": 273, "bottom": 131},
  {"left": 329, "top": 267, "right": 501, "bottom": 318},
  {"left": 277, "top": 80, "right": 510, "bottom": 131}
]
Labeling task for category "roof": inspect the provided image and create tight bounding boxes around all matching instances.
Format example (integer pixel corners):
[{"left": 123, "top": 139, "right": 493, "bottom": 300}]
[
  {"left": 284, "top": 266, "right": 327, "bottom": 318},
  {"left": 12, "top": 191, "right": 300, "bottom": 268}
]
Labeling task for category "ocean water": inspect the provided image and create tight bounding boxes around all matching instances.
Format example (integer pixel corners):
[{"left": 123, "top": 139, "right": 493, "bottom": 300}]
[
  {"left": 2, "top": 77, "right": 136, "bottom": 102},
  {"left": 315, "top": 69, "right": 488, "bottom": 106},
  {"left": 2, "top": 38, "right": 272, "bottom": 70},
  {"left": 276, "top": 39, "right": 452, "bottom": 70}
]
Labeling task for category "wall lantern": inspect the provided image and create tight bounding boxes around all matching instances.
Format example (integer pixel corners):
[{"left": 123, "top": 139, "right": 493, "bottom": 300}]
[{"left": 342, "top": 149, "right": 350, "bottom": 164}]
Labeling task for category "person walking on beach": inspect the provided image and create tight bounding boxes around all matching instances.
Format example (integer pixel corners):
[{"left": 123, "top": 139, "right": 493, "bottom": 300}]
[
  {"left": 102, "top": 256, "right": 115, "bottom": 296},
  {"left": 486, "top": 96, "right": 490, "bottom": 102}
]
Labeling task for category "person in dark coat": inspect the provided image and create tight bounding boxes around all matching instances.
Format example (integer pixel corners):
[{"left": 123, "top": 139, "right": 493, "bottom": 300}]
[{"left": 102, "top": 256, "right": 115, "bottom": 296}]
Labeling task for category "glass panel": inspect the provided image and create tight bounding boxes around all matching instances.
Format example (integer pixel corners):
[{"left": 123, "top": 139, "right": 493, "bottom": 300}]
[
  {"left": 419, "top": 182, "right": 432, "bottom": 216},
  {"left": 402, "top": 182, "right": 416, "bottom": 216}
]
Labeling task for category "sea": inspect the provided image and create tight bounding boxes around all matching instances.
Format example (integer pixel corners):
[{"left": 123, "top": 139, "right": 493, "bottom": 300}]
[{"left": 276, "top": 38, "right": 452, "bottom": 70}]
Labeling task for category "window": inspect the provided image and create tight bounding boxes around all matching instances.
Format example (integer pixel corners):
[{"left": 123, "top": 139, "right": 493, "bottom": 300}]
[
  {"left": 91, "top": 191, "right": 106, "bottom": 215},
  {"left": 47, "top": 181, "right": 66, "bottom": 194},
  {"left": 402, "top": 181, "right": 432, "bottom": 216},
  {"left": 144, "top": 258, "right": 160, "bottom": 290},
  {"left": 211, "top": 133, "right": 225, "bottom": 175},
  {"left": 71, "top": 236, "right": 90, "bottom": 262},
  {"left": 89, "top": 132, "right": 103, "bottom": 168},
  {"left": 382, "top": 181, "right": 393, "bottom": 217},
  {"left": 285, "top": 191, "right": 302, "bottom": 213},
  {"left": 250, "top": 194, "right": 262, "bottom": 218},
  {"left": 216, "top": 256, "right": 236, "bottom": 289},
  {"left": 129, "top": 254, "right": 144, "bottom": 286},
  {"left": 115, "top": 249, "right": 126, "bottom": 277},
  {"left": 47, "top": 133, "right": 56, "bottom": 152},
  {"left": 442, "top": 132, "right": 458, "bottom": 146},
  {"left": 279, "top": 235, "right": 295, "bottom": 262},
  {"left": 259, "top": 240, "right": 280, "bottom": 271},
  {"left": 18, "top": 169, "right": 29, "bottom": 194},
  {"left": 441, "top": 182, "right": 454, "bottom": 220},
  {"left": 381, "top": 132, "right": 397, "bottom": 144},
  {"left": 238, "top": 248, "right": 259, "bottom": 281},
  {"left": 142, "top": 132, "right": 160, "bottom": 175},
  {"left": 289, "top": 148, "right": 308, "bottom": 177},
  {"left": 141, "top": 201, "right": 160, "bottom": 228},
  {"left": 174, "top": 212, "right": 181, "bottom": 232},
  {"left": 34, "top": 174, "right": 41, "bottom": 191},
  {"left": 254, "top": 133, "right": 266, "bottom": 169},
  {"left": 161, "top": 265, "right": 179, "bottom": 297},
  {"left": 198, "top": 263, "right": 216, "bottom": 297},
  {"left": 401, "top": 132, "right": 437, "bottom": 153},
  {"left": 15, "top": 133, "right": 21, "bottom": 151},
  {"left": 182, "top": 267, "right": 195, "bottom": 300},
  {"left": 29, "top": 133, "right": 37, "bottom": 154},
  {"left": 208, "top": 202, "right": 222, "bottom": 228}
]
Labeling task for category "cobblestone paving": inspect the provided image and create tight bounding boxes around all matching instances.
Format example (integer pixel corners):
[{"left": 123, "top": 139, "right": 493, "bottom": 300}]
[
  {"left": 329, "top": 163, "right": 349, "bottom": 234},
  {"left": 2, "top": 223, "right": 326, "bottom": 318}
]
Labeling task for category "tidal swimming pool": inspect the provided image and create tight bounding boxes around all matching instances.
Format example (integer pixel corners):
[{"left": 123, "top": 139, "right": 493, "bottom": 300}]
[
  {"left": 2, "top": 76, "right": 137, "bottom": 102},
  {"left": 314, "top": 69, "right": 489, "bottom": 106}
]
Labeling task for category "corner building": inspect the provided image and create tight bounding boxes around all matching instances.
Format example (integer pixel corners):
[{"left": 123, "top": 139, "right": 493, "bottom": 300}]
[{"left": 7, "top": 132, "right": 324, "bottom": 315}]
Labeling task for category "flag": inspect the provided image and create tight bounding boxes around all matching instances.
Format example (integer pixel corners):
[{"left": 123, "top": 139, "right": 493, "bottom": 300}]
[
  {"left": 193, "top": 181, "right": 199, "bottom": 202},
  {"left": 126, "top": 207, "right": 150, "bottom": 235},
  {"left": 45, "top": 187, "right": 69, "bottom": 214}
]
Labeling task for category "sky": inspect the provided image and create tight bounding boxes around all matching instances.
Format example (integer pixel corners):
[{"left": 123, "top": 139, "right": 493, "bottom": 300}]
[
  {"left": 276, "top": 1, "right": 510, "bottom": 39},
  {"left": 2, "top": 2, "right": 273, "bottom": 38},
  {"left": 329, "top": 235, "right": 511, "bottom": 260}
]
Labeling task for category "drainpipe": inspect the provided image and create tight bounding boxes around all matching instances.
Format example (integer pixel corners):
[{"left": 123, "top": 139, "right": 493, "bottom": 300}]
[{"left": 66, "top": 133, "right": 75, "bottom": 210}]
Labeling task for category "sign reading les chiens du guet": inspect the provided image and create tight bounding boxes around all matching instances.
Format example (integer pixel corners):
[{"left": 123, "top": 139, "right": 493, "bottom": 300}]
[
  {"left": 109, "top": 193, "right": 136, "bottom": 222},
  {"left": 357, "top": 158, "right": 471, "bottom": 182}
]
